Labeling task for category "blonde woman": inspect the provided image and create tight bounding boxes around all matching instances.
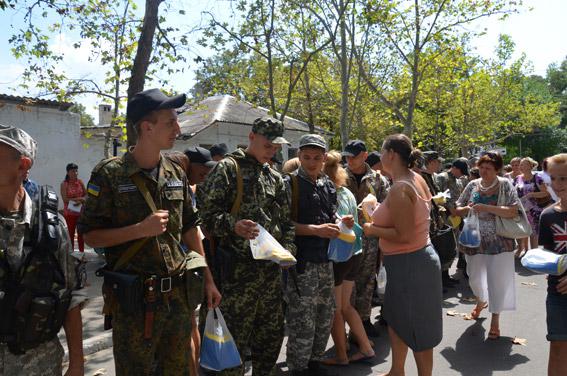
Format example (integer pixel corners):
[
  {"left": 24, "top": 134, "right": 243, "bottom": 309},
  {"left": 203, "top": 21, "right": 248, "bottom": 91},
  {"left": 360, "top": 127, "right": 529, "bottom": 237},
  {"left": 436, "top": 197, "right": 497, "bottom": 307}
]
[{"left": 322, "top": 151, "right": 375, "bottom": 365}]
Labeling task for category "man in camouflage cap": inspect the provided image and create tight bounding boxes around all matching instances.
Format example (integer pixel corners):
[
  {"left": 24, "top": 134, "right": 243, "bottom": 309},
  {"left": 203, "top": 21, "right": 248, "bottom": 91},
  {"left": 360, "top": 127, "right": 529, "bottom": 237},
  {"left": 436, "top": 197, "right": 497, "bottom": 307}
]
[
  {"left": 0, "top": 124, "right": 86, "bottom": 375},
  {"left": 200, "top": 116, "right": 296, "bottom": 376},
  {"left": 79, "top": 89, "right": 221, "bottom": 375}
]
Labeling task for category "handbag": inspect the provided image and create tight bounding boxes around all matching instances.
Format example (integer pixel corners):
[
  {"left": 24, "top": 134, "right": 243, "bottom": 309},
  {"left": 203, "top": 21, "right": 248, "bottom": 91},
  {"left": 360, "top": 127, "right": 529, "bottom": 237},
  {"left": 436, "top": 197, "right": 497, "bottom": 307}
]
[
  {"left": 495, "top": 177, "right": 532, "bottom": 239},
  {"left": 431, "top": 225, "right": 457, "bottom": 265}
]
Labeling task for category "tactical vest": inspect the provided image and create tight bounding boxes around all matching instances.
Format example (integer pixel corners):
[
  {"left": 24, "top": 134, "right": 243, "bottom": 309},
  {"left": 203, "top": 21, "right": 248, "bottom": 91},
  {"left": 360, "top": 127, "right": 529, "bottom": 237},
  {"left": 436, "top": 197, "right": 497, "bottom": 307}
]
[
  {"left": 288, "top": 173, "right": 337, "bottom": 264},
  {"left": 0, "top": 186, "right": 72, "bottom": 355}
]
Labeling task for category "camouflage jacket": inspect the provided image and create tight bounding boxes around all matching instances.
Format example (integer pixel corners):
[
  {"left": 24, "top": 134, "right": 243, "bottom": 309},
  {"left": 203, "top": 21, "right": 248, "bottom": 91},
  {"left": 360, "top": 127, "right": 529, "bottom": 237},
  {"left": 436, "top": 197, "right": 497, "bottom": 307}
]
[
  {"left": 199, "top": 148, "right": 296, "bottom": 259},
  {"left": 78, "top": 152, "right": 200, "bottom": 275},
  {"left": 345, "top": 164, "right": 389, "bottom": 205},
  {"left": 435, "top": 171, "right": 465, "bottom": 210}
]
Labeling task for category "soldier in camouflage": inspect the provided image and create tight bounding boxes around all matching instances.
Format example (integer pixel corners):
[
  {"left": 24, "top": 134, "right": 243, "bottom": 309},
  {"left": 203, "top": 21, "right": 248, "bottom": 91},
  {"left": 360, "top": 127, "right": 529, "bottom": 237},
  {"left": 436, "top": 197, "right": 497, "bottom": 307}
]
[
  {"left": 0, "top": 125, "right": 86, "bottom": 376},
  {"left": 343, "top": 140, "right": 389, "bottom": 338},
  {"left": 199, "top": 117, "right": 296, "bottom": 376},
  {"left": 285, "top": 134, "right": 347, "bottom": 375},
  {"left": 79, "top": 89, "right": 221, "bottom": 376}
]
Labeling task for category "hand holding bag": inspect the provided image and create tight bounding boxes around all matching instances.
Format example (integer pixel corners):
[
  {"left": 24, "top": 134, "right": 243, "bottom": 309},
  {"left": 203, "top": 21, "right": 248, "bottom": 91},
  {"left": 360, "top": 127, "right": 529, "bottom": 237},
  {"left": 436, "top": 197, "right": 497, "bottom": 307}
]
[
  {"left": 200, "top": 308, "right": 242, "bottom": 371},
  {"left": 495, "top": 177, "right": 532, "bottom": 239},
  {"left": 458, "top": 210, "right": 481, "bottom": 248}
]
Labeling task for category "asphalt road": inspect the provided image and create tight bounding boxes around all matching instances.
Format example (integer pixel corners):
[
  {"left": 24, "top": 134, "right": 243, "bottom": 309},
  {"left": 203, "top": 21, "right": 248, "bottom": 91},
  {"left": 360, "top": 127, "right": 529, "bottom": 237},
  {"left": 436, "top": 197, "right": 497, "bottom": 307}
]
[{"left": 76, "top": 258, "right": 550, "bottom": 376}]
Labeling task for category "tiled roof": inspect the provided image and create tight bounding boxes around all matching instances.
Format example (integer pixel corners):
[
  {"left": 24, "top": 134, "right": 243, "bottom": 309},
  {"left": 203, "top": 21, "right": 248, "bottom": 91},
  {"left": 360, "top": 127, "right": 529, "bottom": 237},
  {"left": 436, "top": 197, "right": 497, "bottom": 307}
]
[{"left": 0, "top": 93, "right": 73, "bottom": 110}]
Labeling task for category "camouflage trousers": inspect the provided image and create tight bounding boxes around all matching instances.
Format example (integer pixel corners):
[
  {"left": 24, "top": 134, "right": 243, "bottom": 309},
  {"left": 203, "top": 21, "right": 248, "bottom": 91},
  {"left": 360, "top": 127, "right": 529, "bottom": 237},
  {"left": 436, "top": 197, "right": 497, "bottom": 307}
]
[
  {"left": 0, "top": 338, "right": 63, "bottom": 376},
  {"left": 219, "top": 260, "right": 284, "bottom": 376},
  {"left": 112, "top": 285, "right": 192, "bottom": 376},
  {"left": 351, "top": 235, "right": 380, "bottom": 321},
  {"left": 286, "top": 262, "right": 335, "bottom": 371}
]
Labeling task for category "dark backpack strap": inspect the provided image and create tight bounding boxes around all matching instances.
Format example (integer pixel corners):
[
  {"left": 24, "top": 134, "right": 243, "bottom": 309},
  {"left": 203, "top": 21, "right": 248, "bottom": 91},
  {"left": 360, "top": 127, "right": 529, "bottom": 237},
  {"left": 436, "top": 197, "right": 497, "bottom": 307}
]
[
  {"left": 290, "top": 174, "right": 299, "bottom": 222},
  {"left": 226, "top": 157, "right": 243, "bottom": 216}
]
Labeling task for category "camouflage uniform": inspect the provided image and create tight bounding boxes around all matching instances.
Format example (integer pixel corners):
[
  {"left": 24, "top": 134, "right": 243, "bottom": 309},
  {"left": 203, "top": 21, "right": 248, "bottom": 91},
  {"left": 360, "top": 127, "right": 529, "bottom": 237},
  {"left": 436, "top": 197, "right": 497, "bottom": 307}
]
[
  {"left": 345, "top": 164, "right": 389, "bottom": 322},
  {"left": 0, "top": 192, "right": 86, "bottom": 376},
  {"left": 78, "top": 153, "right": 201, "bottom": 376},
  {"left": 200, "top": 147, "right": 295, "bottom": 376},
  {"left": 285, "top": 167, "right": 336, "bottom": 372},
  {"left": 436, "top": 171, "right": 465, "bottom": 270}
]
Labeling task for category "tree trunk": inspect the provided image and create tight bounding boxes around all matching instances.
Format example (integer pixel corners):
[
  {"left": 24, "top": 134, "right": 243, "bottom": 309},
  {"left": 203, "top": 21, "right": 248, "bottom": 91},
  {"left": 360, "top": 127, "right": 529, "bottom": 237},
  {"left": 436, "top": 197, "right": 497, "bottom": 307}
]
[
  {"left": 126, "top": 0, "right": 162, "bottom": 146},
  {"left": 339, "top": 0, "right": 349, "bottom": 148}
]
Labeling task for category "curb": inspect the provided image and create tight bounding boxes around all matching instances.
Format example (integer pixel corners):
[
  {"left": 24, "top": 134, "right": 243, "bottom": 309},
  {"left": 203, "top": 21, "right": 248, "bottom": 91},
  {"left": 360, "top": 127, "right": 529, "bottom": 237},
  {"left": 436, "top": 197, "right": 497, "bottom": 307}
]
[{"left": 64, "top": 332, "right": 113, "bottom": 362}]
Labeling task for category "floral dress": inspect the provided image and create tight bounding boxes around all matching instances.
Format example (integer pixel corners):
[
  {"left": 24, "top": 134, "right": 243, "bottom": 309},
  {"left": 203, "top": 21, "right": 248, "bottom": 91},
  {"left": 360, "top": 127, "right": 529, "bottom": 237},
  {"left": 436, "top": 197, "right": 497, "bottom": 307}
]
[
  {"left": 456, "top": 179, "right": 519, "bottom": 256},
  {"left": 513, "top": 174, "right": 545, "bottom": 235}
]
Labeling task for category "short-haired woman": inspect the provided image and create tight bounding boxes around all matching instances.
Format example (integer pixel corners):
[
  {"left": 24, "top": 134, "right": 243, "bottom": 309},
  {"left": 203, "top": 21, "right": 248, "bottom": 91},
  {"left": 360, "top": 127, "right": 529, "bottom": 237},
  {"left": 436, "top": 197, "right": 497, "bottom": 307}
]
[
  {"left": 363, "top": 134, "right": 442, "bottom": 376},
  {"left": 513, "top": 157, "right": 551, "bottom": 257},
  {"left": 455, "top": 151, "right": 521, "bottom": 340}
]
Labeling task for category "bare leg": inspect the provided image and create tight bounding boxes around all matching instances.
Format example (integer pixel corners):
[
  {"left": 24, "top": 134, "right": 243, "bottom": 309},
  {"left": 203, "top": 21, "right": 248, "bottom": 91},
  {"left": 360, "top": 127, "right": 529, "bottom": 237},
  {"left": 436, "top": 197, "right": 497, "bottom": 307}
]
[
  {"left": 378, "top": 326, "right": 408, "bottom": 376},
  {"left": 323, "top": 285, "right": 349, "bottom": 365},
  {"left": 488, "top": 313, "right": 500, "bottom": 339},
  {"left": 189, "top": 313, "right": 200, "bottom": 376},
  {"left": 530, "top": 234, "right": 539, "bottom": 249},
  {"left": 413, "top": 348, "right": 433, "bottom": 376},
  {"left": 548, "top": 341, "right": 567, "bottom": 376},
  {"left": 342, "top": 281, "right": 374, "bottom": 355}
]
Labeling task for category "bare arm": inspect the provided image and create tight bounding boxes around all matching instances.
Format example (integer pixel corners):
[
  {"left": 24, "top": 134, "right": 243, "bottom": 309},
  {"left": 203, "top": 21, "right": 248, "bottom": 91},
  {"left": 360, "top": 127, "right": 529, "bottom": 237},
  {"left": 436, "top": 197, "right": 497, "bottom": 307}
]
[
  {"left": 473, "top": 203, "right": 519, "bottom": 218},
  {"left": 63, "top": 306, "right": 84, "bottom": 376},
  {"left": 60, "top": 181, "right": 69, "bottom": 204},
  {"left": 294, "top": 222, "right": 340, "bottom": 238},
  {"left": 364, "top": 186, "right": 417, "bottom": 243}
]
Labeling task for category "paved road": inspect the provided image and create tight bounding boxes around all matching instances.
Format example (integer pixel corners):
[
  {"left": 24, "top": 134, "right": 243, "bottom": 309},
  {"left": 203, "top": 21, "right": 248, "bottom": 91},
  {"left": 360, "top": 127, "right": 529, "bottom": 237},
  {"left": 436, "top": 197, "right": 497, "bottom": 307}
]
[{"left": 75, "top": 258, "right": 550, "bottom": 376}]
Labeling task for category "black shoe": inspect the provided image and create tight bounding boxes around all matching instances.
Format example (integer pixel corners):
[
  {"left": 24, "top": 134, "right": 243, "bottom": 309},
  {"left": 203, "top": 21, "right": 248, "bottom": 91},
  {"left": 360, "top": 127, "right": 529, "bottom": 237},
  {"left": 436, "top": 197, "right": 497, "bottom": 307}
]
[
  {"left": 363, "top": 319, "right": 380, "bottom": 337},
  {"left": 442, "top": 270, "right": 459, "bottom": 286}
]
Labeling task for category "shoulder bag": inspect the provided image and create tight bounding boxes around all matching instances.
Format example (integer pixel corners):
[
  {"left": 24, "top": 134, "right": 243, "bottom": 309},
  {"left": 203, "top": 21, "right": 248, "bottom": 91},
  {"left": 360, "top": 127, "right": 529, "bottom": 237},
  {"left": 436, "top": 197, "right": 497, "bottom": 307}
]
[{"left": 495, "top": 177, "right": 532, "bottom": 239}]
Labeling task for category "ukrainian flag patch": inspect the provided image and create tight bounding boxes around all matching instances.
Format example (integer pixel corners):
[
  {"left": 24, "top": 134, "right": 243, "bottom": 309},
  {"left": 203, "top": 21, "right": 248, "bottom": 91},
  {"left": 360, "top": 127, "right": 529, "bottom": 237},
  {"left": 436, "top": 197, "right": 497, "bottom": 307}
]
[{"left": 87, "top": 183, "right": 100, "bottom": 197}]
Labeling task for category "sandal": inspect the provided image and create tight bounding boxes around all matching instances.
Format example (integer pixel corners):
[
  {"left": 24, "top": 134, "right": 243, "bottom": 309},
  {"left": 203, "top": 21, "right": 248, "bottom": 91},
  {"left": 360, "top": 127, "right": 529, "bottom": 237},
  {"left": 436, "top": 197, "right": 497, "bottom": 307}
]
[
  {"left": 349, "top": 350, "right": 375, "bottom": 363},
  {"left": 515, "top": 249, "right": 526, "bottom": 258},
  {"left": 470, "top": 302, "right": 488, "bottom": 320},
  {"left": 487, "top": 328, "right": 500, "bottom": 340}
]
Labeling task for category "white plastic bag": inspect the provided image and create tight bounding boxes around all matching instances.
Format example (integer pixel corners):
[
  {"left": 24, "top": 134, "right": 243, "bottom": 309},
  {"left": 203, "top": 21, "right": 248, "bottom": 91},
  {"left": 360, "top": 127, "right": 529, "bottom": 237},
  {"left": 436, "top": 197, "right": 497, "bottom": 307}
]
[
  {"left": 200, "top": 308, "right": 242, "bottom": 371},
  {"left": 359, "top": 193, "right": 378, "bottom": 222},
  {"left": 249, "top": 224, "right": 297, "bottom": 266},
  {"left": 328, "top": 221, "right": 356, "bottom": 262},
  {"left": 376, "top": 265, "right": 387, "bottom": 295},
  {"left": 458, "top": 210, "right": 481, "bottom": 248},
  {"left": 521, "top": 247, "right": 567, "bottom": 275}
]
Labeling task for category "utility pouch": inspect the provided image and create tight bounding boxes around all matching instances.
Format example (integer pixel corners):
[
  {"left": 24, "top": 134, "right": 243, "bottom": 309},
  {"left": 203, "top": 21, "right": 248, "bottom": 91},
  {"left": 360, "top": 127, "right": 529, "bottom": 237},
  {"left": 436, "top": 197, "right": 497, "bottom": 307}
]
[
  {"left": 97, "top": 268, "right": 143, "bottom": 315},
  {"left": 185, "top": 251, "right": 207, "bottom": 312}
]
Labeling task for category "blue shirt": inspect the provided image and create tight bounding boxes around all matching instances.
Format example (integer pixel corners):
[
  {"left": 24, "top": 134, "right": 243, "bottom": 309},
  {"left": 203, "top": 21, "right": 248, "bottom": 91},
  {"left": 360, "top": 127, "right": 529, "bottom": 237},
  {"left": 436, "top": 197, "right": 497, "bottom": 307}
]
[{"left": 23, "top": 178, "right": 40, "bottom": 201}]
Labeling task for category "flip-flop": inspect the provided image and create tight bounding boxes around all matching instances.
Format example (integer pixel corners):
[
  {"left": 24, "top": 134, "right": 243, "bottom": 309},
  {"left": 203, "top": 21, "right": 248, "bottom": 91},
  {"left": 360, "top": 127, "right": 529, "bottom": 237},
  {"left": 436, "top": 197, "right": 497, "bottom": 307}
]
[
  {"left": 321, "top": 358, "right": 349, "bottom": 367},
  {"left": 470, "top": 302, "right": 488, "bottom": 320},
  {"left": 349, "top": 351, "right": 375, "bottom": 363}
]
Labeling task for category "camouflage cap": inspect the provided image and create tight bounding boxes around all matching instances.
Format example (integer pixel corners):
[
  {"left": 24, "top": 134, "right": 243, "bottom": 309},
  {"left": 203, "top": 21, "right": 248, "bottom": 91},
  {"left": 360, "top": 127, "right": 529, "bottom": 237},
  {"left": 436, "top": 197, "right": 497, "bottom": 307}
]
[
  {"left": 252, "top": 117, "right": 290, "bottom": 144},
  {"left": 0, "top": 124, "right": 37, "bottom": 162},
  {"left": 299, "top": 134, "right": 327, "bottom": 150}
]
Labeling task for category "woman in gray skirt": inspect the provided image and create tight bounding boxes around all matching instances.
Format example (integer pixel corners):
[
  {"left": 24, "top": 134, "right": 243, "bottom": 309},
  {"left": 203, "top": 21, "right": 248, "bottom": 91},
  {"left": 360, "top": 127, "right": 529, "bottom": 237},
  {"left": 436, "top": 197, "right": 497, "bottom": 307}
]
[{"left": 364, "top": 134, "right": 442, "bottom": 376}]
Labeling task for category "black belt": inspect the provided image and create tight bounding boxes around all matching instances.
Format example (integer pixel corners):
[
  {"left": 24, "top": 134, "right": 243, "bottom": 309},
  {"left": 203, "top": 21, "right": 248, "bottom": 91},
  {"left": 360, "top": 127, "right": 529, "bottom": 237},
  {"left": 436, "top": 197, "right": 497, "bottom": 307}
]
[{"left": 145, "top": 272, "right": 185, "bottom": 294}]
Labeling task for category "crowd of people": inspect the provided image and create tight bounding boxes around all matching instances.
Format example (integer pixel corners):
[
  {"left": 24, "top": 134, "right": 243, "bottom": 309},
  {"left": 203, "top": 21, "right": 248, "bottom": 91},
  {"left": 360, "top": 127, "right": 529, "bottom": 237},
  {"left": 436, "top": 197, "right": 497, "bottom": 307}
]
[{"left": 0, "top": 86, "right": 565, "bottom": 376}]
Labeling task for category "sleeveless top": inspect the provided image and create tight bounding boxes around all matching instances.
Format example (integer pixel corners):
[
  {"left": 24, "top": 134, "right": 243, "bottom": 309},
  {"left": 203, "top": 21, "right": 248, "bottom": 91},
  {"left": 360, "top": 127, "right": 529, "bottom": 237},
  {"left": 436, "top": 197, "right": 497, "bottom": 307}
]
[
  {"left": 63, "top": 179, "right": 85, "bottom": 216},
  {"left": 372, "top": 175, "right": 431, "bottom": 255}
]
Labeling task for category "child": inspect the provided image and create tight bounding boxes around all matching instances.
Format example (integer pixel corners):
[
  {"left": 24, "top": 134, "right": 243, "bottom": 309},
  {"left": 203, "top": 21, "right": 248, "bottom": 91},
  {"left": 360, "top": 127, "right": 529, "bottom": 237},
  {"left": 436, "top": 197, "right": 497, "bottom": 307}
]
[{"left": 538, "top": 153, "right": 567, "bottom": 376}]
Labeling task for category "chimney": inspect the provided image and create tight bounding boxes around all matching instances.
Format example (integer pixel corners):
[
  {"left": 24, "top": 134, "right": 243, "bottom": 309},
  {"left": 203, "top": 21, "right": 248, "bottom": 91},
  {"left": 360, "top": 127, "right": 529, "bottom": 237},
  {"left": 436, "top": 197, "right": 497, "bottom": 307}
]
[{"left": 98, "top": 104, "right": 113, "bottom": 126}]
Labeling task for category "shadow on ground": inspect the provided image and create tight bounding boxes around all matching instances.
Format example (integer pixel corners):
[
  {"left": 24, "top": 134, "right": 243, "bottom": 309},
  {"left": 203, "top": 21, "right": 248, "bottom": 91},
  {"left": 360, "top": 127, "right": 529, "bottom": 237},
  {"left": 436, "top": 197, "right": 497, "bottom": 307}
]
[{"left": 440, "top": 320, "right": 530, "bottom": 376}]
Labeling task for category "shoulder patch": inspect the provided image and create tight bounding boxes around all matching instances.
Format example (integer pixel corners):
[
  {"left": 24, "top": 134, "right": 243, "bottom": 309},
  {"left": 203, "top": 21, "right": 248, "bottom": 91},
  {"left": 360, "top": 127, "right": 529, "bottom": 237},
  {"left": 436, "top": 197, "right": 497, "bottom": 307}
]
[{"left": 87, "top": 183, "right": 101, "bottom": 197}]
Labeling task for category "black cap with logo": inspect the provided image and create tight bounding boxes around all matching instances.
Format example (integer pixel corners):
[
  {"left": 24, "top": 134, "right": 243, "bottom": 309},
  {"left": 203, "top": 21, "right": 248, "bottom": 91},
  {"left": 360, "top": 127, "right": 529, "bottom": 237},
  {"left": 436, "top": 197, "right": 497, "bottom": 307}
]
[{"left": 127, "top": 88, "right": 186, "bottom": 125}]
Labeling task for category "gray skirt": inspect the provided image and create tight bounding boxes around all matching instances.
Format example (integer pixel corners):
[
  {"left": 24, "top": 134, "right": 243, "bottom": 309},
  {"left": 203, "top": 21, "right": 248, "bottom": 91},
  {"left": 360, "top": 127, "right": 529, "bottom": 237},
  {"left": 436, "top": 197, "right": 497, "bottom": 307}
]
[{"left": 383, "top": 244, "right": 443, "bottom": 352}]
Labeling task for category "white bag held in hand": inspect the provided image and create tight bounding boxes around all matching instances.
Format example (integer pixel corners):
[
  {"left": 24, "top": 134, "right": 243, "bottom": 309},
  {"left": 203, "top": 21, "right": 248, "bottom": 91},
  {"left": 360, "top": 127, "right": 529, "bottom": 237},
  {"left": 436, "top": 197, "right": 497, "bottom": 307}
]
[
  {"left": 200, "top": 308, "right": 242, "bottom": 371},
  {"left": 458, "top": 210, "right": 481, "bottom": 248},
  {"left": 359, "top": 193, "right": 378, "bottom": 222},
  {"left": 249, "top": 224, "right": 297, "bottom": 266},
  {"left": 521, "top": 248, "right": 567, "bottom": 275},
  {"left": 376, "top": 265, "right": 387, "bottom": 295}
]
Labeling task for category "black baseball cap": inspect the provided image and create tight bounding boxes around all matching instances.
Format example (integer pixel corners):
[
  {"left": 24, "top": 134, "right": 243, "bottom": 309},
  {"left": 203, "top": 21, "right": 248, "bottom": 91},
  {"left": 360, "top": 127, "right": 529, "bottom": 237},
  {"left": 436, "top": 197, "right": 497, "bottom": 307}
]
[
  {"left": 342, "top": 140, "right": 366, "bottom": 157},
  {"left": 184, "top": 147, "right": 217, "bottom": 168},
  {"left": 366, "top": 151, "right": 381, "bottom": 167},
  {"left": 127, "top": 88, "right": 186, "bottom": 124},
  {"left": 209, "top": 143, "right": 228, "bottom": 158}
]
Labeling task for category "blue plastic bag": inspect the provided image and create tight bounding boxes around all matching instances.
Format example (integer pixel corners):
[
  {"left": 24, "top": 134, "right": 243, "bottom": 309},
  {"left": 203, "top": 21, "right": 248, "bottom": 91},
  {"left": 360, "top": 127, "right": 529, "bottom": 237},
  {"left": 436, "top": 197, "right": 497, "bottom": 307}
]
[
  {"left": 458, "top": 211, "right": 481, "bottom": 248},
  {"left": 200, "top": 308, "right": 242, "bottom": 371},
  {"left": 521, "top": 248, "right": 567, "bottom": 275},
  {"left": 328, "top": 222, "right": 356, "bottom": 262}
]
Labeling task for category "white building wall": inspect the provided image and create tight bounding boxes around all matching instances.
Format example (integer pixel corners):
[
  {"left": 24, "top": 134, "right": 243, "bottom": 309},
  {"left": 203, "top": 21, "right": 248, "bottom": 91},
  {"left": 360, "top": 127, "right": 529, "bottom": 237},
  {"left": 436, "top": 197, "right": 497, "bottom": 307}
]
[{"left": 0, "top": 102, "right": 108, "bottom": 208}]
